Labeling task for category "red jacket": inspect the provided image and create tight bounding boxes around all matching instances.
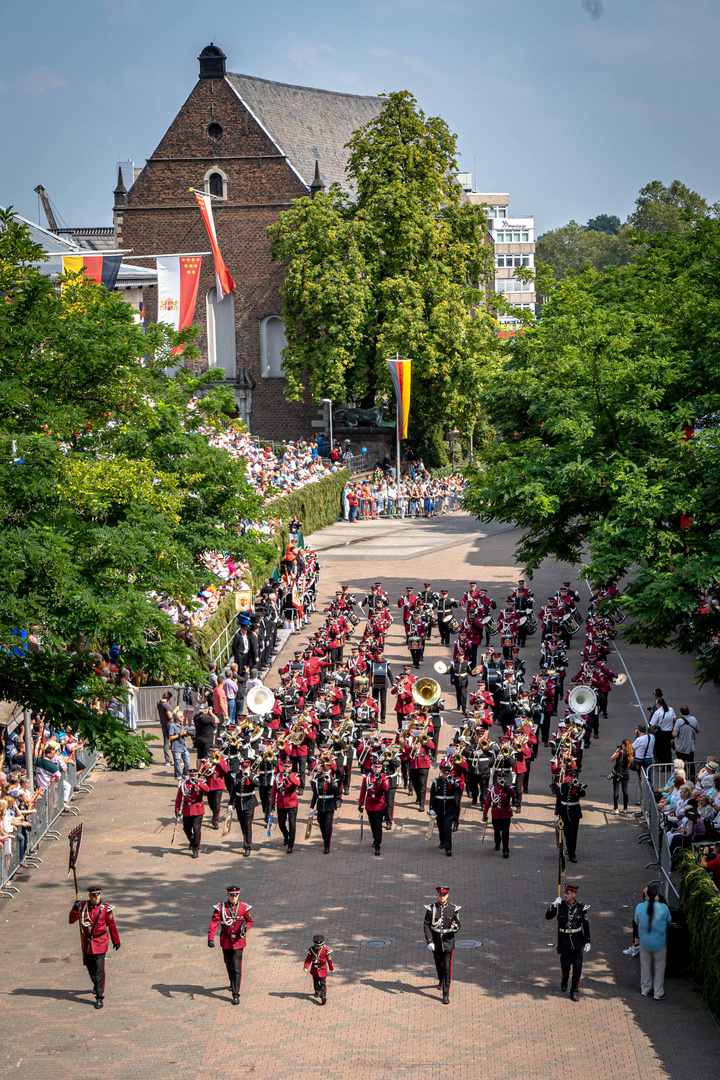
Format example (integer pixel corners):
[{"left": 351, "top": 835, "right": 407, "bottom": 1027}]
[
  {"left": 69, "top": 901, "right": 120, "bottom": 955},
  {"left": 304, "top": 944, "right": 334, "bottom": 977},
  {"left": 208, "top": 900, "right": 253, "bottom": 950},
  {"left": 409, "top": 739, "right": 434, "bottom": 770},
  {"left": 391, "top": 680, "right": 415, "bottom": 715},
  {"left": 204, "top": 757, "right": 229, "bottom": 791},
  {"left": 272, "top": 771, "right": 300, "bottom": 809},
  {"left": 304, "top": 657, "right": 329, "bottom": 686},
  {"left": 484, "top": 784, "right": 514, "bottom": 820},
  {"left": 359, "top": 774, "right": 388, "bottom": 812},
  {"left": 175, "top": 778, "right": 209, "bottom": 816}
]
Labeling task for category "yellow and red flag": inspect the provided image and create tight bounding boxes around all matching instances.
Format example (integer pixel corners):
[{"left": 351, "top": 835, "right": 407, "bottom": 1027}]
[
  {"left": 387, "top": 357, "right": 412, "bottom": 439},
  {"left": 193, "top": 190, "right": 235, "bottom": 299},
  {"left": 156, "top": 256, "right": 202, "bottom": 354}
]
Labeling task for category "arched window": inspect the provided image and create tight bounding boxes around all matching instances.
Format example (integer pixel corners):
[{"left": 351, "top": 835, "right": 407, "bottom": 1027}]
[
  {"left": 259, "top": 315, "right": 288, "bottom": 378},
  {"left": 203, "top": 167, "right": 228, "bottom": 201},
  {"left": 206, "top": 288, "right": 236, "bottom": 377}
]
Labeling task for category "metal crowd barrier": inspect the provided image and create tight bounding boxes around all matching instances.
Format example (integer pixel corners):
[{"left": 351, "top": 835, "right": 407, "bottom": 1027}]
[
  {"left": 0, "top": 748, "right": 103, "bottom": 898},
  {"left": 637, "top": 760, "right": 703, "bottom": 910}
]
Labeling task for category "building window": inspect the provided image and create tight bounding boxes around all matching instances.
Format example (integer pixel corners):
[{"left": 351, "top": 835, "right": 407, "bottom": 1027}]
[
  {"left": 203, "top": 167, "right": 228, "bottom": 201},
  {"left": 208, "top": 122, "right": 223, "bottom": 141},
  {"left": 206, "top": 288, "right": 236, "bottom": 377},
  {"left": 497, "top": 255, "right": 532, "bottom": 268},
  {"left": 260, "top": 315, "right": 288, "bottom": 378}
]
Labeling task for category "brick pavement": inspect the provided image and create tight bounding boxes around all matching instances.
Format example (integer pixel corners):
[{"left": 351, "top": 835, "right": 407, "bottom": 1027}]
[{"left": 2, "top": 513, "right": 718, "bottom": 1080}]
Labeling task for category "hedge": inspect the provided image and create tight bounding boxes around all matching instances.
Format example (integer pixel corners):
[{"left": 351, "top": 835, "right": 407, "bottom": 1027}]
[
  {"left": 675, "top": 849, "right": 720, "bottom": 1018},
  {"left": 193, "top": 469, "right": 349, "bottom": 665}
]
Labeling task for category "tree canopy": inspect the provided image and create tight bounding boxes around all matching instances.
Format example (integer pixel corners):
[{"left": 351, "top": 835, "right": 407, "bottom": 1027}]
[
  {"left": 463, "top": 216, "right": 720, "bottom": 682},
  {"left": 0, "top": 209, "right": 271, "bottom": 750},
  {"left": 268, "top": 91, "right": 500, "bottom": 464}
]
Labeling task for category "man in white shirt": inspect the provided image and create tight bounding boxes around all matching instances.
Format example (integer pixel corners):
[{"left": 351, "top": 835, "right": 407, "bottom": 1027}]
[{"left": 632, "top": 724, "right": 655, "bottom": 772}]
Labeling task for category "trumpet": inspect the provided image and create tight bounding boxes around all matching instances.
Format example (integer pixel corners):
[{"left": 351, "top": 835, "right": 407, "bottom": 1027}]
[{"left": 251, "top": 747, "right": 276, "bottom": 773}]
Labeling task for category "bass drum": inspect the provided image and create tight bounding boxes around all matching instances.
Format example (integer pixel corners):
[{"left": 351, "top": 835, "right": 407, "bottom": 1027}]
[
  {"left": 449, "top": 618, "right": 460, "bottom": 635},
  {"left": 525, "top": 614, "right": 538, "bottom": 636}
]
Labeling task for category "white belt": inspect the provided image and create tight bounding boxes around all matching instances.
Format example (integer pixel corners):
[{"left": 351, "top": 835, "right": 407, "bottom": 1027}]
[
  {"left": 434, "top": 795, "right": 456, "bottom": 800},
  {"left": 559, "top": 927, "right": 583, "bottom": 934}
]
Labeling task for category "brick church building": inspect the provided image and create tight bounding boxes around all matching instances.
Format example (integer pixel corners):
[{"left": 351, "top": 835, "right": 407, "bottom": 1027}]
[{"left": 118, "top": 45, "right": 383, "bottom": 437}]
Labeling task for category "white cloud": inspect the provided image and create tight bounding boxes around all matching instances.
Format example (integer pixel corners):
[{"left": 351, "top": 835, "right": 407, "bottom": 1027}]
[
  {"left": 283, "top": 35, "right": 334, "bottom": 68},
  {"left": 367, "top": 45, "right": 430, "bottom": 74},
  {"left": 18, "top": 67, "right": 66, "bottom": 95}
]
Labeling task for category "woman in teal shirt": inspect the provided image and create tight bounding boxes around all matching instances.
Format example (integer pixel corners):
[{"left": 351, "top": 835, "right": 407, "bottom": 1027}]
[{"left": 634, "top": 884, "right": 672, "bottom": 1000}]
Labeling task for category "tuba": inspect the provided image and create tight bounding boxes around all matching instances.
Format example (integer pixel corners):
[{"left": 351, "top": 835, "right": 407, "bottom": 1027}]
[
  {"left": 246, "top": 685, "right": 276, "bottom": 716},
  {"left": 412, "top": 678, "right": 442, "bottom": 709}
]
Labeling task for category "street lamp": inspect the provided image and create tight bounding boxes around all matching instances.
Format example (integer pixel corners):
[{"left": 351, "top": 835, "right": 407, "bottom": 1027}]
[
  {"left": 447, "top": 426, "right": 460, "bottom": 474},
  {"left": 320, "top": 399, "right": 333, "bottom": 457}
]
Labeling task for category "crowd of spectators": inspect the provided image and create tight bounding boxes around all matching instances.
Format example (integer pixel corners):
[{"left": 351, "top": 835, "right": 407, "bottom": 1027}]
[
  {"left": 0, "top": 715, "right": 88, "bottom": 873},
  {"left": 343, "top": 471, "right": 465, "bottom": 521},
  {"left": 148, "top": 554, "right": 252, "bottom": 633},
  {"left": 203, "top": 422, "right": 341, "bottom": 503}
]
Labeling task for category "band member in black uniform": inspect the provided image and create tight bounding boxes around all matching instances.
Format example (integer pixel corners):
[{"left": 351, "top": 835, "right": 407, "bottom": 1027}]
[
  {"left": 310, "top": 764, "right": 341, "bottom": 853},
  {"left": 370, "top": 649, "right": 395, "bottom": 720},
  {"left": 424, "top": 886, "right": 461, "bottom": 1004},
  {"left": 252, "top": 744, "right": 275, "bottom": 824},
  {"left": 380, "top": 739, "right": 402, "bottom": 828},
  {"left": 419, "top": 583, "right": 437, "bottom": 640},
  {"left": 429, "top": 764, "right": 460, "bottom": 856},
  {"left": 232, "top": 760, "right": 260, "bottom": 857},
  {"left": 464, "top": 729, "right": 495, "bottom": 808},
  {"left": 555, "top": 769, "right": 586, "bottom": 864},
  {"left": 451, "top": 654, "right": 471, "bottom": 714},
  {"left": 436, "top": 589, "right": 459, "bottom": 646},
  {"left": 546, "top": 883, "right": 591, "bottom": 1001}
]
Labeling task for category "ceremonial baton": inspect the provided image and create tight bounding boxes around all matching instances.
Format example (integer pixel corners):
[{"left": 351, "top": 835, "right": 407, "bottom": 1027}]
[
  {"left": 425, "top": 812, "right": 435, "bottom": 840},
  {"left": 359, "top": 809, "right": 364, "bottom": 842},
  {"left": 305, "top": 811, "right": 314, "bottom": 840},
  {"left": 481, "top": 820, "right": 489, "bottom": 845},
  {"left": 68, "top": 824, "right": 84, "bottom": 949},
  {"left": 222, "top": 805, "right": 233, "bottom": 837},
  {"left": 266, "top": 810, "right": 275, "bottom": 839},
  {"left": 170, "top": 814, "right": 179, "bottom": 847}
]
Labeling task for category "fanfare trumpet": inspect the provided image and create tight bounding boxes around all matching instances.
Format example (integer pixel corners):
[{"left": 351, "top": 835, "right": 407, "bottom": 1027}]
[{"left": 412, "top": 678, "right": 442, "bottom": 709}]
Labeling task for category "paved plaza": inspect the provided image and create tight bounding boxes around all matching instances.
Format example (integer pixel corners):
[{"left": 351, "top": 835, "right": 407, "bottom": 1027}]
[{"left": 2, "top": 513, "right": 718, "bottom": 1080}]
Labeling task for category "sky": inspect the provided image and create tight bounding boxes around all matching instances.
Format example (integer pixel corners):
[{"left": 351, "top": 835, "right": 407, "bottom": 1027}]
[{"left": 1, "top": 0, "right": 719, "bottom": 235}]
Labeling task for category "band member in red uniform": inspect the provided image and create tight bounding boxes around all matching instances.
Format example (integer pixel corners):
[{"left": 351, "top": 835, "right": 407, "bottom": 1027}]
[
  {"left": 483, "top": 771, "right": 517, "bottom": 858},
  {"left": 391, "top": 666, "right": 416, "bottom": 731},
  {"left": 272, "top": 765, "right": 301, "bottom": 853},
  {"left": 203, "top": 753, "right": 229, "bottom": 829},
  {"left": 69, "top": 885, "right": 120, "bottom": 1009},
  {"left": 174, "top": 769, "right": 209, "bottom": 858},
  {"left": 304, "top": 934, "right": 334, "bottom": 1004},
  {"left": 208, "top": 885, "right": 253, "bottom": 1005},
  {"left": 358, "top": 760, "right": 390, "bottom": 856},
  {"left": 409, "top": 728, "right": 435, "bottom": 811}
]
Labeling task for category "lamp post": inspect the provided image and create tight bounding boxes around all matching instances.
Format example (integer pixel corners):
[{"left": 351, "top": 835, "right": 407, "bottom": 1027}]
[
  {"left": 447, "top": 426, "right": 460, "bottom": 474},
  {"left": 321, "top": 398, "right": 333, "bottom": 457}
]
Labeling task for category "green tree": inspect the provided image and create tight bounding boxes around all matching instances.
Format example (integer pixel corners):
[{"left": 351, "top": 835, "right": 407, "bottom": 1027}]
[
  {"left": 463, "top": 218, "right": 720, "bottom": 683},
  {"left": 536, "top": 220, "right": 634, "bottom": 281},
  {"left": 587, "top": 214, "right": 621, "bottom": 235},
  {"left": 627, "top": 179, "right": 711, "bottom": 235},
  {"left": 268, "top": 91, "right": 499, "bottom": 465},
  {"left": 0, "top": 209, "right": 271, "bottom": 755}
]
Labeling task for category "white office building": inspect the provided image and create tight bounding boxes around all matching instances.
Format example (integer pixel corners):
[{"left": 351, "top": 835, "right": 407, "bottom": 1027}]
[{"left": 462, "top": 183, "right": 537, "bottom": 326}]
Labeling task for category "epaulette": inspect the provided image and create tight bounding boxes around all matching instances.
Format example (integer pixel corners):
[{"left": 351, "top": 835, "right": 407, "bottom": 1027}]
[
  {"left": 213, "top": 903, "right": 222, "bottom": 912},
  {"left": 424, "top": 904, "right": 432, "bottom": 911},
  {"left": 583, "top": 904, "right": 591, "bottom": 911},
  {"left": 106, "top": 905, "right": 115, "bottom": 913},
  {"left": 454, "top": 905, "right": 462, "bottom": 911},
  {"left": 245, "top": 904, "right": 252, "bottom": 911}
]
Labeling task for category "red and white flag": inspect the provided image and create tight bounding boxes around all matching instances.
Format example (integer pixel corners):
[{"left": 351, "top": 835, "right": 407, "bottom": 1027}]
[
  {"left": 194, "top": 190, "right": 235, "bottom": 299},
  {"left": 156, "top": 256, "right": 202, "bottom": 354}
]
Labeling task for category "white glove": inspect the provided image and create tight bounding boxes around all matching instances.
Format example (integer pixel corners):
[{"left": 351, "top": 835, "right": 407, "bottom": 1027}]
[
  {"left": 551, "top": 897, "right": 561, "bottom": 907},
  {"left": 427, "top": 942, "right": 435, "bottom": 951},
  {"left": 584, "top": 943, "right": 591, "bottom": 953}
]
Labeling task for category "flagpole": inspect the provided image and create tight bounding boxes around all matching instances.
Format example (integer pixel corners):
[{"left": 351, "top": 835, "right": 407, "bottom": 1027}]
[
  {"left": 395, "top": 353, "right": 401, "bottom": 495},
  {"left": 132, "top": 252, "right": 212, "bottom": 259}
]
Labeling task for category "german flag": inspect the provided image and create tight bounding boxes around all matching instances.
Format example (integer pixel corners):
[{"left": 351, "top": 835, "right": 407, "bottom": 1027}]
[
  {"left": 387, "top": 357, "right": 412, "bottom": 440},
  {"left": 62, "top": 254, "right": 122, "bottom": 292}
]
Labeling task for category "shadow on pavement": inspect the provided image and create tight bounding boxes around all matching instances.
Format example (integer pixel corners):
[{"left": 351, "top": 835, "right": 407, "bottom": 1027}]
[
  {"left": 10, "top": 987, "right": 95, "bottom": 1006},
  {"left": 151, "top": 983, "right": 229, "bottom": 1001}
]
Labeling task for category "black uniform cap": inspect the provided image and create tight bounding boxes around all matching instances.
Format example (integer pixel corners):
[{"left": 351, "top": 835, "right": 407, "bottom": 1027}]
[
  {"left": 227, "top": 885, "right": 241, "bottom": 893},
  {"left": 87, "top": 885, "right": 102, "bottom": 893},
  {"left": 313, "top": 934, "right": 325, "bottom": 944}
]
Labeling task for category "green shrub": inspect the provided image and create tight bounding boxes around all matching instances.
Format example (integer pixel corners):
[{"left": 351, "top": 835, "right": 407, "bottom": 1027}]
[
  {"left": 675, "top": 849, "right": 720, "bottom": 1017},
  {"left": 96, "top": 724, "right": 157, "bottom": 770}
]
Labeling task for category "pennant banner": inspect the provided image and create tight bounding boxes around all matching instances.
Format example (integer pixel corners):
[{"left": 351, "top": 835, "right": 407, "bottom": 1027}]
[
  {"left": 193, "top": 191, "right": 235, "bottom": 299},
  {"left": 387, "top": 357, "right": 412, "bottom": 440},
  {"left": 68, "top": 823, "right": 83, "bottom": 874},
  {"left": 156, "top": 256, "right": 202, "bottom": 354},
  {"left": 62, "top": 254, "right": 122, "bottom": 292}
]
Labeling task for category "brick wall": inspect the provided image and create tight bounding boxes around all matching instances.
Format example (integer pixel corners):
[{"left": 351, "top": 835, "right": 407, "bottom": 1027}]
[{"left": 121, "top": 77, "right": 318, "bottom": 438}]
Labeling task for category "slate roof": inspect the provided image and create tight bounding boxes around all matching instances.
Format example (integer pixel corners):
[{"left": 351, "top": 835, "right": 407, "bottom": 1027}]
[{"left": 225, "top": 73, "right": 384, "bottom": 191}]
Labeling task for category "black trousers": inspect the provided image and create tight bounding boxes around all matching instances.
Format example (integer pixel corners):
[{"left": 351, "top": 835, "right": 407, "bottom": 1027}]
[
  {"left": 312, "top": 974, "right": 327, "bottom": 997},
  {"left": 207, "top": 789, "right": 223, "bottom": 826},
  {"left": 371, "top": 685, "right": 387, "bottom": 719},
  {"left": 292, "top": 757, "right": 307, "bottom": 791},
  {"left": 522, "top": 762, "right": 530, "bottom": 793},
  {"left": 367, "top": 809, "right": 384, "bottom": 849},
  {"left": 455, "top": 683, "right": 468, "bottom": 713},
  {"left": 342, "top": 760, "right": 352, "bottom": 795},
  {"left": 435, "top": 804, "right": 456, "bottom": 851},
  {"left": 316, "top": 809, "right": 334, "bottom": 848},
  {"left": 183, "top": 815, "right": 202, "bottom": 851},
  {"left": 540, "top": 712, "right": 552, "bottom": 745},
  {"left": 560, "top": 945, "right": 583, "bottom": 992},
  {"left": 278, "top": 807, "right": 297, "bottom": 848},
  {"left": 654, "top": 730, "right": 673, "bottom": 765},
  {"left": 236, "top": 807, "right": 255, "bottom": 849},
  {"left": 401, "top": 760, "right": 411, "bottom": 788},
  {"left": 439, "top": 624, "right": 451, "bottom": 646},
  {"left": 597, "top": 690, "right": 608, "bottom": 718},
  {"left": 561, "top": 812, "right": 580, "bottom": 859},
  {"left": 83, "top": 950, "right": 106, "bottom": 998},
  {"left": 411, "top": 768, "right": 429, "bottom": 809},
  {"left": 410, "top": 648, "right": 424, "bottom": 669},
  {"left": 432, "top": 944, "right": 454, "bottom": 992},
  {"left": 385, "top": 786, "right": 396, "bottom": 824},
  {"left": 493, "top": 817, "right": 510, "bottom": 854},
  {"left": 259, "top": 784, "right": 271, "bottom": 822},
  {"left": 222, "top": 948, "right": 244, "bottom": 995},
  {"left": 466, "top": 773, "right": 481, "bottom": 804},
  {"left": 471, "top": 641, "right": 480, "bottom": 667},
  {"left": 612, "top": 775, "right": 629, "bottom": 810}
]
